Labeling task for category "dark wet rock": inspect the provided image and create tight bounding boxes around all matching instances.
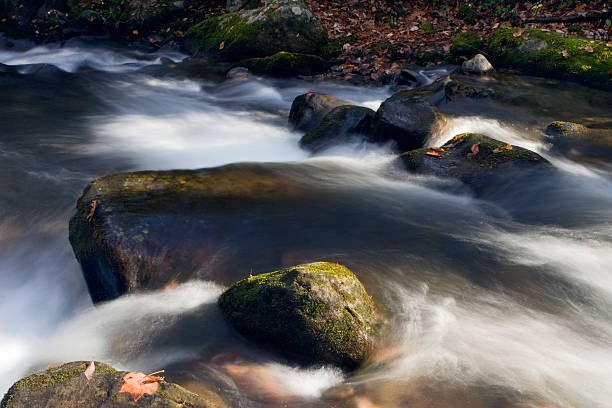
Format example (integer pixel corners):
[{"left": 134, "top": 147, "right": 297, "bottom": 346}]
[
  {"left": 289, "top": 92, "right": 351, "bottom": 131},
  {"left": 545, "top": 121, "right": 612, "bottom": 158},
  {"left": 185, "top": 0, "right": 329, "bottom": 62},
  {"left": 239, "top": 51, "right": 327, "bottom": 77},
  {"left": 68, "top": 164, "right": 306, "bottom": 303},
  {"left": 0, "top": 361, "right": 225, "bottom": 408},
  {"left": 218, "top": 262, "right": 381, "bottom": 370},
  {"left": 451, "top": 30, "right": 484, "bottom": 56},
  {"left": 443, "top": 74, "right": 495, "bottom": 101},
  {"left": 461, "top": 53, "right": 494, "bottom": 74},
  {"left": 300, "top": 105, "right": 375, "bottom": 152},
  {"left": 226, "top": 66, "right": 250, "bottom": 80},
  {"left": 486, "top": 28, "right": 612, "bottom": 90},
  {"left": 399, "top": 133, "right": 550, "bottom": 189},
  {"left": 373, "top": 88, "right": 441, "bottom": 151}
]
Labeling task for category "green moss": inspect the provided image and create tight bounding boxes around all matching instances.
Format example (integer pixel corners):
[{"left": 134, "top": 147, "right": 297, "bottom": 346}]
[
  {"left": 456, "top": 4, "right": 475, "bottom": 24},
  {"left": 451, "top": 30, "right": 484, "bottom": 56},
  {"left": 486, "top": 28, "right": 612, "bottom": 90},
  {"left": 419, "top": 21, "right": 434, "bottom": 33},
  {"left": 13, "top": 362, "right": 116, "bottom": 390},
  {"left": 239, "top": 51, "right": 327, "bottom": 77}
]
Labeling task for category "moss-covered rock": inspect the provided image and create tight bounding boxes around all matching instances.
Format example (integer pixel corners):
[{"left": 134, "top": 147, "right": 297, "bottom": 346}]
[
  {"left": 218, "top": 262, "right": 381, "bottom": 370},
  {"left": 373, "top": 88, "right": 442, "bottom": 151},
  {"left": 289, "top": 92, "right": 351, "bottom": 131},
  {"left": 299, "top": 105, "right": 375, "bottom": 152},
  {"left": 68, "top": 163, "right": 306, "bottom": 303},
  {"left": 185, "top": 0, "right": 329, "bottom": 62},
  {"left": 1, "top": 361, "right": 225, "bottom": 408},
  {"left": 545, "top": 121, "right": 612, "bottom": 158},
  {"left": 239, "top": 51, "right": 327, "bottom": 77},
  {"left": 486, "top": 28, "right": 612, "bottom": 90},
  {"left": 399, "top": 133, "right": 550, "bottom": 188},
  {"left": 451, "top": 30, "right": 484, "bottom": 56}
]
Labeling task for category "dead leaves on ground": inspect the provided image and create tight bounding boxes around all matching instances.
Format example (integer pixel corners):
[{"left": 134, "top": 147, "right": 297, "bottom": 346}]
[
  {"left": 119, "top": 370, "right": 165, "bottom": 402},
  {"left": 426, "top": 146, "right": 444, "bottom": 158}
]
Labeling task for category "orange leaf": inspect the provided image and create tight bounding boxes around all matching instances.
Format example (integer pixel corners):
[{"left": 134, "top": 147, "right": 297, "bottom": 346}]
[
  {"left": 164, "top": 280, "right": 179, "bottom": 291},
  {"left": 84, "top": 361, "right": 95, "bottom": 381},
  {"left": 119, "top": 372, "right": 164, "bottom": 402},
  {"left": 132, "top": 29, "right": 139, "bottom": 35},
  {"left": 219, "top": 41, "right": 225, "bottom": 50},
  {"left": 470, "top": 143, "right": 480, "bottom": 154},
  {"left": 492, "top": 148, "right": 502, "bottom": 153},
  {"left": 584, "top": 45, "right": 594, "bottom": 53},
  {"left": 504, "top": 142, "right": 512, "bottom": 150},
  {"left": 86, "top": 199, "right": 98, "bottom": 222},
  {"left": 270, "top": 3, "right": 280, "bottom": 9},
  {"left": 513, "top": 29, "right": 524, "bottom": 37},
  {"left": 426, "top": 150, "right": 443, "bottom": 158},
  {"left": 561, "top": 49, "right": 569, "bottom": 58}
]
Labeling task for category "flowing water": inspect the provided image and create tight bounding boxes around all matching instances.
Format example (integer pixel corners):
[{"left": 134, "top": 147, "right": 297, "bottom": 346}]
[{"left": 1, "top": 38, "right": 611, "bottom": 408}]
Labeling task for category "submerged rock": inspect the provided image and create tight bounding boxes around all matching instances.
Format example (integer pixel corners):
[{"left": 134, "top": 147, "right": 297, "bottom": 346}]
[
  {"left": 545, "top": 121, "right": 612, "bottom": 158},
  {"left": 486, "top": 28, "right": 612, "bottom": 90},
  {"left": 68, "top": 164, "right": 306, "bottom": 303},
  {"left": 218, "top": 262, "right": 381, "bottom": 370},
  {"left": 373, "top": 88, "right": 441, "bottom": 151},
  {"left": 185, "top": 0, "right": 329, "bottom": 61},
  {"left": 400, "top": 133, "right": 550, "bottom": 187},
  {"left": 461, "top": 53, "right": 494, "bottom": 74},
  {"left": 1, "top": 361, "right": 225, "bottom": 408},
  {"left": 289, "top": 92, "right": 351, "bottom": 131},
  {"left": 300, "top": 105, "right": 375, "bottom": 152},
  {"left": 239, "top": 51, "right": 327, "bottom": 77}
]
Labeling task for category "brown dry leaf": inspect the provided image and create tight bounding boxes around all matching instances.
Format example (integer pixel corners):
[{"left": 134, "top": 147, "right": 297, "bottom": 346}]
[
  {"left": 132, "top": 29, "right": 139, "bottom": 35},
  {"left": 513, "top": 29, "right": 524, "bottom": 37},
  {"left": 492, "top": 148, "right": 502, "bottom": 153},
  {"left": 84, "top": 361, "right": 95, "bottom": 381},
  {"left": 584, "top": 45, "right": 594, "bottom": 53},
  {"left": 270, "top": 3, "right": 280, "bottom": 9},
  {"left": 466, "top": 143, "right": 480, "bottom": 159},
  {"left": 219, "top": 41, "right": 225, "bottom": 50},
  {"left": 561, "top": 49, "right": 569, "bottom": 58},
  {"left": 164, "top": 280, "right": 179, "bottom": 291},
  {"left": 86, "top": 200, "right": 98, "bottom": 222},
  {"left": 119, "top": 372, "right": 164, "bottom": 402},
  {"left": 426, "top": 150, "right": 443, "bottom": 158},
  {"left": 504, "top": 142, "right": 513, "bottom": 150}
]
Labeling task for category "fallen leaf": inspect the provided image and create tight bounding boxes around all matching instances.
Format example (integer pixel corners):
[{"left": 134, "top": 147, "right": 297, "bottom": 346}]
[
  {"left": 492, "top": 148, "right": 502, "bottom": 153},
  {"left": 132, "top": 29, "right": 139, "bottom": 35},
  {"left": 86, "top": 200, "right": 98, "bottom": 222},
  {"left": 119, "top": 371, "right": 164, "bottom": 402},
  {"left": 584, "top": 45, "right": 594, "bottom": 53},
  {"left": 504, "top": 142, "right": 513, "bottom": 150},
  {"left": 426, "top": 150, "right": 443, "bottom": 158},
  {"left": 513, "top": 29, "right": 524, "bottom": 37},
  {"left": 164, "top": 280, "right": 179, "bottom": 291},
  {"left": 219, "top": 41, "right": 225, "bottom": 50},
  {"left": 466, "top": 143, "right": 480, "bottom": 159},
  {"left": 84, "top": 361, "right": 95, "bottom": 381},
  {"left": 561, "top": 49, "right": 569, "bottom": 58},
  {"left": 270, "top": 3, "right": 280, "bottom": 9}
]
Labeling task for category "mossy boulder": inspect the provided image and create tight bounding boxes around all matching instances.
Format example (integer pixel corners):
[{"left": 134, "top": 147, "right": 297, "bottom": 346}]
[
  {"left": 289, "top": 92, "right": 351, "bottom": 131},
  {"left": 299, "top": 105, "right": 375, "bottom": 152},
  {"left": 218, "top": 262, "right": 381, "bottom": 370},
  {"left": 0, "top": 0, "right": 68, "bottom": 39},
  {"left": 239, "top": 51, "right": 327, "bottom": 77},
  {"left": 184, "top": 0, "right": 329, "bottom": 62},
  {"left": 400, "top": 133, "right": 550, "bottom": 188},
  {"left": 545, "top": 121, "right": 612, "bottom": 158},
  {"left": 68, "top": 163, "right": 306, "bottom": 303},
  {"left": 1, "top": 361, "right": 225, "bottom": 408},
  {"left": 451, "top": 30, "right": 484, "bottom": 56},
  {"left": 486, "top": 28, "right": 612, "bottom": 90},
  {"left": 373, "top": 88, "right": 441, "bottom": 151}
]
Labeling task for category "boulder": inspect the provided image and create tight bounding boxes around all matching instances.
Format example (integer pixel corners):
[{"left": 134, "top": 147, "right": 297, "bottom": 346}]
[
  {"left": 1, "top": 361, "right": 225, "bottom": 408},
  {"left": 486, "top": 28, "right": 612, "bottom": 90},
  {"left": 68, "top": 164, "right": 307, "bottom": 303},
  {"left": 545, "top": 121, "right": 612, "bottom": 158},
  {"left": 239, "top": 51, "right": 327, "bottom": 77},
  {"left": 461, "top": 53, "right": 494, "bottom": 74},
  {"left": 218, "top": 262, "right": 381, "bottom": 370},
  {"left": 289, "top": 92, "right": 351, "bottom": 131},
  {"left": 185, "top": 0, "right": 329, "bottom": 62},
  {"left": 299, "top": 105, "right": 375, "bottom": 152},
  {"left": 451, "top": 30, "right": 484, "bottom": 56},
  {"left": 399, "top": 133, "right": 550, "bottom": 188},
  {"left": 373, "top": 88, "right": 441, "bottom": 151}
]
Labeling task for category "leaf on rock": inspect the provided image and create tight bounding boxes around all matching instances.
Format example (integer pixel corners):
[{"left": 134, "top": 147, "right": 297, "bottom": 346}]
[
  {"left": 584, "top": 45, "right": 594, "bottom": 53},
  {"left": 119, "top": 371, "right": 164, "bottom": 402},
  {"left": 425, "top": 150, "right": 443, "bottom": 158},
  {"left": 84, "top": 361, "right": 95, "bottom": 381},
  {"left": 164, "top": 280, "right": 179, "bottom": 291},
  {"left": 466, "top": 143, "right": 480, "bottom": 159},
  {"left": 513, "top": 29, "right": 524, "bottom": 37},
  {"left": 504, "top": 142, "right": 513, "bottom": 150},
  {"left": 132, "top": 29, "right": 139, "bottom": 35},
  {"left": 86, "top": 200, "right": 98, "bottom": 222},
  {"left": 561, "top": 49, "right": 569, "bottom": 58},
  {"left": 219, "top": 41, "right": 225, "bottom": 50}
]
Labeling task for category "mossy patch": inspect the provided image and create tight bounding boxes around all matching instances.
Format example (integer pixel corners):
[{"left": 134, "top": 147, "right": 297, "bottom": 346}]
[
  {"left": 239, "top": 51, "right": 328, "bottom": 77},
  {"left": 486, "top": 28, "right": 612, "bottom": 90},
  {"left": 451, "top": 30, "right": 484, "bottom": 56}
]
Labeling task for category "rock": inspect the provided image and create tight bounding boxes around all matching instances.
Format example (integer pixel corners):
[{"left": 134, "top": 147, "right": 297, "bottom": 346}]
[
  {"left": 373, "top": 88, "right": 441, "bottom": 151},
  {"left": 1, "top": 361, "right": 225, "bottom": 408},
  {"left": 486, "top": 28, "right": 612, "bottom": 90},
  {"left": 451, "top": 30, "right": 484, "bottom": 56},
  {"left": 399, "top": 133, "right": 550, "bottom": 189},
  {"left": 218, "top": 262, "right": 381, "bottom": 369},
  {"left": 185, "top": 0, "right": 329, "bottom": 62},
  {"left": 289, "top": 92, "right": 351, "bottom": 131},
  {"left": 461, "top": 53, "right": 494, "bottom": 74},
  {"left": 226, "top": 66, "right": 250, "bottom": 80},
  {"left": 239, "top": 51, "right": 327, "bottom": 77},
  {"left": 443, "top": 74, "right": 495, "bottom": 101},
  {"left": 68, "top": 164, "right": 306, "bottom": 303},
  {"left": 545, "top": 121, "right": 612, "bottom": 158},
  {"left": 299, "top": 105, "right": 375, "bottom": 152}
]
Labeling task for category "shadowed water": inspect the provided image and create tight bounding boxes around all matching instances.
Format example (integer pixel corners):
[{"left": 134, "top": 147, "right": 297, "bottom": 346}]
[{"left": 1, "top": 40, "right": 611, "bottom": 408}]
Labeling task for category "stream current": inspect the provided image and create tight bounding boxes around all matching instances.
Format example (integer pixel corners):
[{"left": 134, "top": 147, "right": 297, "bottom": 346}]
[{"left": 1, "top": 38, "right": 611, "bottom": 408}]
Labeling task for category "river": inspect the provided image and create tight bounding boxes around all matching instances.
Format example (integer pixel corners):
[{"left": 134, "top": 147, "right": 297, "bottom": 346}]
[{"left": 1, "top": 37, "right": 611, "bottom": 408}]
